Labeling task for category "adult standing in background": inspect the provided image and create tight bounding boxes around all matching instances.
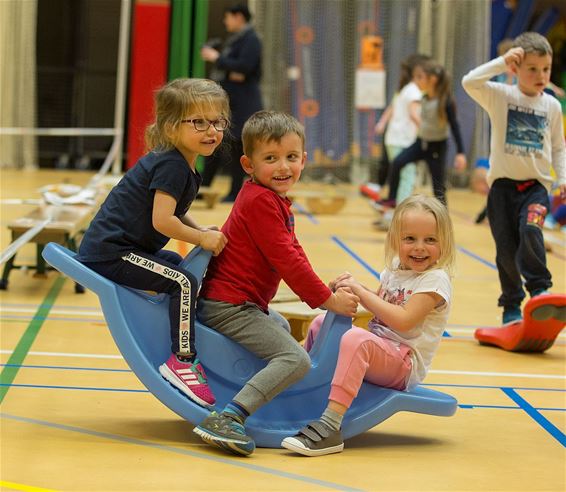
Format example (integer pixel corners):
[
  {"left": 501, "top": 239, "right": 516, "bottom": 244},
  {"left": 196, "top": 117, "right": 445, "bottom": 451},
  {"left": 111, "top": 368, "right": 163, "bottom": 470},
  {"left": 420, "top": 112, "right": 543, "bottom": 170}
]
[{"left": 200, "top": 4, "right": 263, "bottom": 203}]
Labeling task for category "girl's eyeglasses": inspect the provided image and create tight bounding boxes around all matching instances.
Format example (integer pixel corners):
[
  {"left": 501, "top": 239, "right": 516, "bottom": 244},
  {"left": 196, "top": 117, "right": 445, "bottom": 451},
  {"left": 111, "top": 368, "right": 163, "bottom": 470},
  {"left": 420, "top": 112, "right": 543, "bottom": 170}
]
[{"left": 181, "top": 118, "right": 229, "bottom": 131}]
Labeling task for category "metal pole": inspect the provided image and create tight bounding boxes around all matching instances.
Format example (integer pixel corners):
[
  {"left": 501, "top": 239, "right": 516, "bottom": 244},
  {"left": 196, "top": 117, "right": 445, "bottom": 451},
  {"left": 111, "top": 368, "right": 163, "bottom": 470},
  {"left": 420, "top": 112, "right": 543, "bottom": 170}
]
[
  {"left": 111, "top": 0, "right": 132, "bottom": 175},
  {"left": 0, "top": 220, "right": 51, "bottom": 266}
]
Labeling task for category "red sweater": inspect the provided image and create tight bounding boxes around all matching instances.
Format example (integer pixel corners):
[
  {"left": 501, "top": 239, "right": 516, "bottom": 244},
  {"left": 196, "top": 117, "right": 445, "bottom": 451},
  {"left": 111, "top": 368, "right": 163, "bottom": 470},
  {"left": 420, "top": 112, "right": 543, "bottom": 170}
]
[{"left": 200, "top": 181, "right": 331, "bottom": 312}]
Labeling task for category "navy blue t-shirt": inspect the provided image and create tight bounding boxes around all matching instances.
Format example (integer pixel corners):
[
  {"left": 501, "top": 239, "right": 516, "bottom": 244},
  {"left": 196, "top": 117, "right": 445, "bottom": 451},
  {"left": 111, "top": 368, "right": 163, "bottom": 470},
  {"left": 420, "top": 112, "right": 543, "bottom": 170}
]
[{"left": 77, "top": 148, "right": 201, "bottom": 262}]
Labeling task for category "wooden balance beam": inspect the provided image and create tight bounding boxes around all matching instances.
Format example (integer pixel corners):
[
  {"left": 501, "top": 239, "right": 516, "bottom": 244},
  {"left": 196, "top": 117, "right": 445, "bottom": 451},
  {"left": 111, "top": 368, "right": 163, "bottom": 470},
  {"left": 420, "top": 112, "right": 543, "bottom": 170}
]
[
  {"left": 195, "top": 186, "right": 221, "bottom": 209},
  {"left": 289, "top": 190, "right": 347, "bottom": 215},
  {"left": 272, "top": 301, "right": 373, "bottom": 341},
  {"left": 0, "top": 205, "right": 96, "bottom": 292}
]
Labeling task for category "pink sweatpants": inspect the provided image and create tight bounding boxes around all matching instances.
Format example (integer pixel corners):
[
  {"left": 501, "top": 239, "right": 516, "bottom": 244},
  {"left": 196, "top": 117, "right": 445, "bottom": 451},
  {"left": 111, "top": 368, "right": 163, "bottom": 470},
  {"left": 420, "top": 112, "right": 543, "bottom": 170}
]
[{"left": 305, "top": 314, "right": 412, "bottom": 408}]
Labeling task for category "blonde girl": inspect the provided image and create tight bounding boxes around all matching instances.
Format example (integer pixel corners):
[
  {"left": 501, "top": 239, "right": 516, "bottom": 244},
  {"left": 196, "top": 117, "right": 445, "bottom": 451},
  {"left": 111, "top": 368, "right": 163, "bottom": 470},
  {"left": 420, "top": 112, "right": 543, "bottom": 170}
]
[
  {"left": 77, "top": 79, "right": 229, "bottom": 409},
  {"left": 282, "top": 194, "right": 455, "bottom": 456}
]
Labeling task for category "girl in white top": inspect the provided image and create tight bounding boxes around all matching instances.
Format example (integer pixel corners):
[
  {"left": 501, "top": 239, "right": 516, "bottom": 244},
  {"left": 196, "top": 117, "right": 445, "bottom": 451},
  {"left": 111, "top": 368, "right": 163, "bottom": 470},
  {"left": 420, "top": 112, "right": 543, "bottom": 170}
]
[
  {"left": 282, "top": 194, "right": 455, "bottom": 456},
  {"left": 375, "top": 54, "right": 429, "bottom": 204}
]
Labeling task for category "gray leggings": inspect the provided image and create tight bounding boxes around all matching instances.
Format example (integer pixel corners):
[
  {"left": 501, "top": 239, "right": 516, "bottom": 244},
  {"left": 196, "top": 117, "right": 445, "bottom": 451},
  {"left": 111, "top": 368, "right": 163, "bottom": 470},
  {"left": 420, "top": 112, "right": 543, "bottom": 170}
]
[{"left": 197, "top": 298, "right": 311, "bottom": 414}]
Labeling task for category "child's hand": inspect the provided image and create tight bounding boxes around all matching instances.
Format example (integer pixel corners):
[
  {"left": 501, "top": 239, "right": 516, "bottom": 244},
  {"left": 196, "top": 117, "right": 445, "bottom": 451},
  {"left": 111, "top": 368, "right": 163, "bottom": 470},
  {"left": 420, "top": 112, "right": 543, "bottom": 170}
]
[
  {"left": 560, "top": 184, "right": 566, "bottom": 205},
  {"left": 454, "top": 153, "right": 467, "bottom": 172},
  {"left": 328, "top": 271, "right": 353, "bottom": 291},
  {"left": 374, "top": 121, "right": 386, "bottom": 135},
  {"left": 330, "top": 287, "right": 360, "bottom": 317},
  {"left": 199, "top": 230, "right": 227, "bottom": 256},
  {"left": 199, "top": 225, "right": 220, "bottom": 232},
  {"left": 334, "top": 273, "right": 360, "bottom": 291},
  {"left": 503, "top": 47, "right": 524, "bottom": 71}
]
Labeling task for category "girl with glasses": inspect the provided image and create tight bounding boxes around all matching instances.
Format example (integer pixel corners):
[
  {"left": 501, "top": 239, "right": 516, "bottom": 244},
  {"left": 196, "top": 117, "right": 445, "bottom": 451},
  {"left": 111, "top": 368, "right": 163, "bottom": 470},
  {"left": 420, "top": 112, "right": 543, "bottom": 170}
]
[{"left": 77, "top": 78, "right": 229, "bottom": 409}]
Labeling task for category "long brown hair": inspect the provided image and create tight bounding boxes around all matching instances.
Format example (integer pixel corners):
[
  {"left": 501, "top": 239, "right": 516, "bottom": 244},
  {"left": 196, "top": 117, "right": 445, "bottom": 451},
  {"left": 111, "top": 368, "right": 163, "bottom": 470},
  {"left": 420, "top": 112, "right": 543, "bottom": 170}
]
[{"left": 420, "top": 60, "right": 452, "bottom": 123}]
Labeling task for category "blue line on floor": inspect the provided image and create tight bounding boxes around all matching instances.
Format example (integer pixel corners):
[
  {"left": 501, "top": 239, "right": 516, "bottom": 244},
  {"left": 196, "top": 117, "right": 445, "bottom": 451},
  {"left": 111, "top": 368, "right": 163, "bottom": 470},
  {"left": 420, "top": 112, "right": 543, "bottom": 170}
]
[
  {"left": 458, "top": 404, "right": 565, "bottom": 411},
  {"left": 457, "top": 246, "right": 497, "bottom": 270},
  {"left": 0, "top": 383, "right": 148, "bottom": 393},
  {"left": 1, "top": 364, "right": 130, "bottom": 373},
  {"left": 501, "top": 387, "right": 565, "bottom": 447},
  {"left": 4, "top": 383, "right": 564, "bottom": 413},
  {"left": 331, "top": 236, "right": 381, "bottom": 279},
  {"left": 0, "top": 412, "right": 365, "bottom": 492},
  {"left": 293, "top": 201, "right": 319, "bottom": 224}
]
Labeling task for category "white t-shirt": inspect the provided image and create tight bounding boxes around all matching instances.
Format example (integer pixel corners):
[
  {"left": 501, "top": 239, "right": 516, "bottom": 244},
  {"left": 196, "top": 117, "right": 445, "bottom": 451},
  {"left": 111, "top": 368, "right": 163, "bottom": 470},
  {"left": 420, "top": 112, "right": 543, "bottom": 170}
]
[
  {"left": 385, "top": 81, "right": 422, "bottom": 148},
  {"left": 462, "top": 56, "right": 566, "bottom": 191},
  {"left": 367, "top": 267, "right": 451, "bottom": 390}
]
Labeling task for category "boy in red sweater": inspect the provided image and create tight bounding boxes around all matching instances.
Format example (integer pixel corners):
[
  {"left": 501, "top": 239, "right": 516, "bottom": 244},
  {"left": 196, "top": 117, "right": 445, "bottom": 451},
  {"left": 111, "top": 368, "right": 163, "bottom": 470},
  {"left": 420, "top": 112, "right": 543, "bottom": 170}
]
[{"left": 194, "top": 110, "right": 359, "bottom": 456}]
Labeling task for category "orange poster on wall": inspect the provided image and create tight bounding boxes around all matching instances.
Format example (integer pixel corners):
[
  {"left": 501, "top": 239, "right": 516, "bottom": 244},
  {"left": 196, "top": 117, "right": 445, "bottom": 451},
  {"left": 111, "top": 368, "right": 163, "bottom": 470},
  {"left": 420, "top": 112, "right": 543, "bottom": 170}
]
[{"left": 360, "top": 35, "right": 383, "bottom": 70}]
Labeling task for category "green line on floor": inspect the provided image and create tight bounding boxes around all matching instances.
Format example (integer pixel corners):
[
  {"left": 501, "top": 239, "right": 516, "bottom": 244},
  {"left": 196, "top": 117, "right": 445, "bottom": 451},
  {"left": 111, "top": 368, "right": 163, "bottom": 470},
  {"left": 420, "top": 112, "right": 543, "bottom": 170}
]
[{"left": 0, "top": 276, "right": 66, "bottom": 404}]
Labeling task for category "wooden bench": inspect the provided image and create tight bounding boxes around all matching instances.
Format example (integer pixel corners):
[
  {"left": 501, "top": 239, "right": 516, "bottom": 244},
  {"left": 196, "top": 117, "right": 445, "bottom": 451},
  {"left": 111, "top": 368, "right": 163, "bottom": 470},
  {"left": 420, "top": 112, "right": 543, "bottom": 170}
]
[
  {"left": 288, "top": 190, "right": 347, "bottom": 215},
  {"left": 271, "top": 301, "right": 373, "bottom": 341},
  {"left": 195, "top": 186, "right": 221, "bottom": 209},
  {"left": 1, "top": 205, "right": 96, "bottom": 291}
]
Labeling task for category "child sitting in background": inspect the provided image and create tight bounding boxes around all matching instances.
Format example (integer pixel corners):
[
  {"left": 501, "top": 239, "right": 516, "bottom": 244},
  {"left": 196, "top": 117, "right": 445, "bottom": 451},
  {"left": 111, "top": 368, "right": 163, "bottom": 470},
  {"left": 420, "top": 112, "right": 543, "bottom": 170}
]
[
  {"left": 194, "top": 110, "right": 359, "bottom": 456},
  {"left": 282, "top": 194, "right": 455, "bottom": 456}
]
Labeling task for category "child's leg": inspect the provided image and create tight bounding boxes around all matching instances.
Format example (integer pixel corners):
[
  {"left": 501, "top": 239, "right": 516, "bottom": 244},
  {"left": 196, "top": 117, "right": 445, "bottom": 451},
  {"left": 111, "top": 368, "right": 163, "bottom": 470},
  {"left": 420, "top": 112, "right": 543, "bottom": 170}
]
[
  {"left": 386, "top": 140, "right": 423, "bottom": 202},
  {"left": 197, "top": 298, "right": 311, "bottom": 414},
  {"left": 303, "top": 313, "right": 326, "bottom": 352},
  {"left": 84, "top": 251, "right": 212, "bottom": 407},
  {"left": 396, "top": 163, "right": 417, "bottom": 203},
  {"left": 517, "top": 183, "right": 552, "bottom": 295},
  {"left": 423, "top": 140, "right": 448, "bottom": 205},
  {"left": 385, "top": 144, "right": 417, "bottom": 204},
  {"left": 85, "top": 251, "right": 198, "bottom": 356},
  {"left": 329, "top": 327, "right": 412, "bottom": 409},
  {"left": 487, "top": 181, "right": 525, "bottom": 310},
  {"left": 281, "top": 328, "right": 411, "bottom": 457}
]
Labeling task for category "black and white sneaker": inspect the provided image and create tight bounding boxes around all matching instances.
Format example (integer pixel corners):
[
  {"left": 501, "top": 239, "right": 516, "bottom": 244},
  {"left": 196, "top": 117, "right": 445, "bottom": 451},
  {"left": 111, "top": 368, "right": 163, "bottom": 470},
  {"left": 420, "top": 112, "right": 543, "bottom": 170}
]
[{"left": 281, "top": 420, "right": 344, "bottom": 457}]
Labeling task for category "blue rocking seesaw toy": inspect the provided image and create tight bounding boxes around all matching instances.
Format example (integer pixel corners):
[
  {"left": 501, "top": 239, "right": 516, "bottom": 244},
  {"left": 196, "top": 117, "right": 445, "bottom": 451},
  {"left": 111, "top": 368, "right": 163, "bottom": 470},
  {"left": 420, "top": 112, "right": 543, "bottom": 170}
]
[{"left": 42, "top": 243, "right": 457, "bottom": 448}]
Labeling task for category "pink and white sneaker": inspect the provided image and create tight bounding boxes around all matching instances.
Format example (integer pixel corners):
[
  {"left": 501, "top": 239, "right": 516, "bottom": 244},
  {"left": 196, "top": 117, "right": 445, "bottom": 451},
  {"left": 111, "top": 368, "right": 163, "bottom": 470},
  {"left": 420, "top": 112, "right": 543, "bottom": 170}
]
[{"left": 159, "top": 354, "right": 215, "bottom": 408}]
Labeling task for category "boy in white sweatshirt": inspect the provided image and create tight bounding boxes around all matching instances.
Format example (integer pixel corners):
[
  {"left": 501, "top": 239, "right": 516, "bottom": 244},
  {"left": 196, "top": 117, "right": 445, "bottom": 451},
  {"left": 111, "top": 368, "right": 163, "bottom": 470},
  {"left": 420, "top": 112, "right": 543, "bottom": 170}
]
[{"left": 462, "top": 32, "right": 566, "bottom": 326}]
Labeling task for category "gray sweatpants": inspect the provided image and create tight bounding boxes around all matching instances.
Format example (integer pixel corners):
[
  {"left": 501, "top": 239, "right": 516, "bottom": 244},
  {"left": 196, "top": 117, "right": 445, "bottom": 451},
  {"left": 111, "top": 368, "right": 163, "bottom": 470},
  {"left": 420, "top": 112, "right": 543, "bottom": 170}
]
[{"left": 197, "top": 298, "right": 311, "bottom": 414}]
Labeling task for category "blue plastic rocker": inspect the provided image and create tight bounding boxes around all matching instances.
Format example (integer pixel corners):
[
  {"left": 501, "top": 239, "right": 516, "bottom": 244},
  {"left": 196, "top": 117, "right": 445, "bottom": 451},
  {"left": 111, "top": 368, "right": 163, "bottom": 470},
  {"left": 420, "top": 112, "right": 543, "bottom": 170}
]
[{"left": 42, "top": 242, "right": 458, "bottom": 448}]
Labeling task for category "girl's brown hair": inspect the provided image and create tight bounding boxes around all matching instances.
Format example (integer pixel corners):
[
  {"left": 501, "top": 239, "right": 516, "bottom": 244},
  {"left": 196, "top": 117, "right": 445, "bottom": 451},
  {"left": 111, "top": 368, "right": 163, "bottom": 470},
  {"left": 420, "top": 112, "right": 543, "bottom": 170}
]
[
  {"left": 145, "top": 78, "right": 230, "bottom": 151},
  {"left": 419, "top": 60, "right": 452, "bottom": 123}
]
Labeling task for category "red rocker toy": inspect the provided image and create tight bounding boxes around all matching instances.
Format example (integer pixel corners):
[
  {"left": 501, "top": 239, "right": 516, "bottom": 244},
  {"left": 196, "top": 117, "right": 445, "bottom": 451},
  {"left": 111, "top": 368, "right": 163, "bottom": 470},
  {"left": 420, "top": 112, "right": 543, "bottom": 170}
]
[{"left": 474, "top": 294, "right": 566, "bottom": 352}]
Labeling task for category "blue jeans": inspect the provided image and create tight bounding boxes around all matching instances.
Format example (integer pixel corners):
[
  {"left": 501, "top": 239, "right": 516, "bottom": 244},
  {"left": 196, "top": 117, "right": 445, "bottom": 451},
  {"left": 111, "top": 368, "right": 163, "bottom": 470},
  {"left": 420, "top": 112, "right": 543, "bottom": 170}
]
[{"left": 487, "top": 178, "right": 551, "bottom": 308}]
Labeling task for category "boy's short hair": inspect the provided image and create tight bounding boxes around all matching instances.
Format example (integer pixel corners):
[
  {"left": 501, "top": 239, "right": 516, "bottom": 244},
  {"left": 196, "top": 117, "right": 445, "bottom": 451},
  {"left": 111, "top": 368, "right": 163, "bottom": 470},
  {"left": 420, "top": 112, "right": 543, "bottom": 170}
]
[
  {"left": 512, "top": 32, "right": 552, "bottom": 56},
  {"left": 242, "top": 110, "right": 305, "bottom": 156}
]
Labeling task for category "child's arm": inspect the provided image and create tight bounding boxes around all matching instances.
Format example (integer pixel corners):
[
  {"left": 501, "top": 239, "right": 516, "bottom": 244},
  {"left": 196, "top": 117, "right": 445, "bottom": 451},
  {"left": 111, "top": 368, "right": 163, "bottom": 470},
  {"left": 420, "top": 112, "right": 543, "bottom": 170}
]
[
  {"left": 462, "top": 55, "right": 512, "bottom": 108},
  {"left": 446, "top": 101, "right": 467, "bottom": 171},
  {"left": 375, "top": 105, "right": 393, "bottom": 134},
  {"left": 408, "top": 101, "right": 421, "bottom": 127},
  {"left": 335, "top": 276, "right": 442, "bottom": 331},
  {"left": 549, "top": 107, "right": 566, "bottom": 203},
  {"left": 152, "top": 191, "right": 227, "bottom": 255}
]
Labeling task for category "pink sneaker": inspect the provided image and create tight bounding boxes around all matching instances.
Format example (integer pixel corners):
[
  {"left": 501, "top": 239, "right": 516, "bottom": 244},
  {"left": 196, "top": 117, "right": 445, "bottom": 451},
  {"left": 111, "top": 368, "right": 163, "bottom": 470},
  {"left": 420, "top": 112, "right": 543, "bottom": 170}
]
[{"left": 159, "top": 354, "right": 215, "bottom": 408}]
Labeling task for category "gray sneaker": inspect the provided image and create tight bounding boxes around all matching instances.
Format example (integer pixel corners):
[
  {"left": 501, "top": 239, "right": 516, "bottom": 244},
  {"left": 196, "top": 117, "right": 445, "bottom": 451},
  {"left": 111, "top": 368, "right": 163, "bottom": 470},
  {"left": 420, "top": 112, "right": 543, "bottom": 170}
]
[
  {"left": 193, "top": 411, "right": 255, "bottom": 456},
  {"left": 281, "top": 420, "right": 344, "bottom": 457}
]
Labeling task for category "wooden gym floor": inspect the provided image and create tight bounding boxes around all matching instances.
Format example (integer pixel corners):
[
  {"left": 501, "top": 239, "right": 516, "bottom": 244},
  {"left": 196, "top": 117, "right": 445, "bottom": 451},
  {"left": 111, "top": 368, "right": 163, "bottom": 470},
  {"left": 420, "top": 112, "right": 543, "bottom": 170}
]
[{"left": 0, "top": 169, "right": 564, "bottom": 492}]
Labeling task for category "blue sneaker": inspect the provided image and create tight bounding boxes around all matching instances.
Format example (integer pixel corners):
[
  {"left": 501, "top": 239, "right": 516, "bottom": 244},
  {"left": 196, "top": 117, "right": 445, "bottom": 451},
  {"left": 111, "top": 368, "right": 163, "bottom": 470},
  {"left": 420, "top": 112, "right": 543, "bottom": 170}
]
[
  {"left": 502, "top": 305, "right": 522, "bottom": 326},
  {"left": 531, "top": 289, "right": 550, "bottom": 298},
  {"left": 193, "top": 411, "right": 255, "bottom": 456}
]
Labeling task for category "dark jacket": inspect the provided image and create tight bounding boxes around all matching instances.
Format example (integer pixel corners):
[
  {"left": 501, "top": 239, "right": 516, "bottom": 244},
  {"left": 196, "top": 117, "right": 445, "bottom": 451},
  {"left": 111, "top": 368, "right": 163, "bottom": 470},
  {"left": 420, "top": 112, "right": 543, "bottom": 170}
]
[{"left": 216, "top": 26, "right": 263, "bottom": 136}]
